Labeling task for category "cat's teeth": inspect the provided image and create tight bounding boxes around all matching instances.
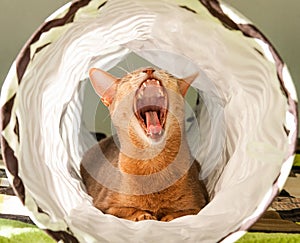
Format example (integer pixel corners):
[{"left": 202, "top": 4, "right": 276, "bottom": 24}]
[
  {"left": 158, "top": 89, "right": 164, "bottom": 97},
  {"left": 138, "top": 92, "right": 143, "bottom": 99},
  {"left": 143, "top": 83, "right": 147, "bottom": 88}
]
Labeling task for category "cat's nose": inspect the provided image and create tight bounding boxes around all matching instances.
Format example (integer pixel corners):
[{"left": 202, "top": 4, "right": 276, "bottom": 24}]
[{"left": 143, "top": 68, "right": 155, "bottom": 77}]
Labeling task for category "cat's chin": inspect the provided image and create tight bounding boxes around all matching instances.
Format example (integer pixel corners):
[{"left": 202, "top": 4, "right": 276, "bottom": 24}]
[
  {"left": 146, "top": 135, "right": 166, "bottom": 147},
  {"left": 147, "top": 133, "right": 165, "bottom": 144}
]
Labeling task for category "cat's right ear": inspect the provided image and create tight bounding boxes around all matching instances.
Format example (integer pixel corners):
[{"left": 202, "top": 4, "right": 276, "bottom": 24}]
[{"left": 89, "top": 68, "right": 118, "bottom": 107}]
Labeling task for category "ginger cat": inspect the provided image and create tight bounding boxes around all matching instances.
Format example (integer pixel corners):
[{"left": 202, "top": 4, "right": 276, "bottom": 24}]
[{"left": 80, "top": 67, "right": 208, "bottom": 222}]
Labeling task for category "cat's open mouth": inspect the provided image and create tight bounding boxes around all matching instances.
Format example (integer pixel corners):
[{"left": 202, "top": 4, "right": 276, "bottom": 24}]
[{"left": 134, "top": 79, "right": 168, "bottom": 140}]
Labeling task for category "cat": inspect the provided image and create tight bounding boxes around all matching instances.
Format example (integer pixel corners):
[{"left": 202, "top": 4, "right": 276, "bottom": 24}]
[{"left": 80, "top": 67, "right": 208, "bottom": 222}]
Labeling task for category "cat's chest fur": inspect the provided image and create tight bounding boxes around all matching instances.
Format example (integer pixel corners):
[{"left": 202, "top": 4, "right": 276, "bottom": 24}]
[
  {"left": 102, "top": 165, "right": 204, "bottom": 220},
  {"left": 80, "top": 67, "right": 208, "bottom": 221},
  {"left": 81, "top": 138, "right": 206, "bottom": 221}
]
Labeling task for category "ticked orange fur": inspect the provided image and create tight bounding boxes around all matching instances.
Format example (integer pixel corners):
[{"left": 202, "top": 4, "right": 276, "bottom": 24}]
[{"left": 80, "top": 68, "right": 208, "bottom": 221}]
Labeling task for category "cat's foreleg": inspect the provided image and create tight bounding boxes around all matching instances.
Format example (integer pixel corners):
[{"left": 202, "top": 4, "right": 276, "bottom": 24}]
[
  {"left": 105, "top": 207, "right": 157, "bottom": 221},
  {"left": 160, "top": 209, "right": 200, "bottom": 222}
]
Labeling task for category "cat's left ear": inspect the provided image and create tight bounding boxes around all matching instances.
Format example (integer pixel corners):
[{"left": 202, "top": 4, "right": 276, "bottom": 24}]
[
  {"left": 89, "top": 68, "right": 118, "bottom": 106},
  {"left": 178, "top": 72, "right": 199, "bottom": 96}
]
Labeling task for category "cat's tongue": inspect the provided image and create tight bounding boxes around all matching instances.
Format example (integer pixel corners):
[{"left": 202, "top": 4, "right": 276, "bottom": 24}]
[{"left": 145, "top": 111, "right": 162, "bottom": 138}]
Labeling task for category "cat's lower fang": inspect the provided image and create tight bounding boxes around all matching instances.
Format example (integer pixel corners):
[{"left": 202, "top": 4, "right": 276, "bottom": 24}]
[{"left": 147, "top": 125, "right": 163, "bottom": 139}]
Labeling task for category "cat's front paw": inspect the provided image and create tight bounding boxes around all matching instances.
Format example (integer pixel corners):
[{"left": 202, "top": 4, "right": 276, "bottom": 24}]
[
  {"left": 132, "top": 212, "right": 157, "bottom": 221},
  {"left": 160, "top": 215, "right": 175, "bottom": 222}
]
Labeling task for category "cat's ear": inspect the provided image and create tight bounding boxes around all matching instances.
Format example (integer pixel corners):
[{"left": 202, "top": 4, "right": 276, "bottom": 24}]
[
  {"left": 89, "top": 68, "right": 118, "bottom": 106},
  {"left": 178, "top": 72, "right": 199, "bottom": 96}
]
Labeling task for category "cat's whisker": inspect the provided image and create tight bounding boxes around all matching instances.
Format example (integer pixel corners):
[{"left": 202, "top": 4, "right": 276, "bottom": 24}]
[
  {"left": 116, "top": 65, "right": 130, "bottom": 75},
  {"left": 124, "top": 59, "right": 135, "bottom": 73},
  {"left": 102, "top": 113, "right": 111, "bottom": 122}
]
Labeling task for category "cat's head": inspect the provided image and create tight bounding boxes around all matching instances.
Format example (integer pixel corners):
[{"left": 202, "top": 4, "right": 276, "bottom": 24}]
[{"left": 89, "top": 67, "right": 197, "bottom": 146}]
